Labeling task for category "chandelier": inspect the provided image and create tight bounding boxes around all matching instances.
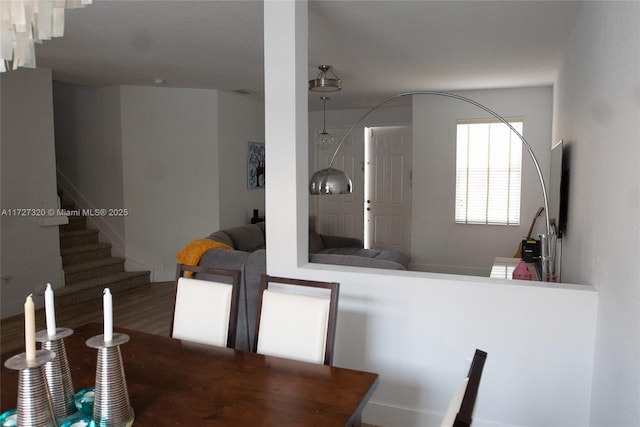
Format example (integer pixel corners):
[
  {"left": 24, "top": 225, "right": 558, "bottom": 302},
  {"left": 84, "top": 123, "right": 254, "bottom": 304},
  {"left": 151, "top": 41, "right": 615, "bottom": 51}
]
[
  {"left": 1, "top": 0, "right": 92, "bottom": 72},
  {"left": 309, "top": 65, "right": 342, "bottom": 92}
]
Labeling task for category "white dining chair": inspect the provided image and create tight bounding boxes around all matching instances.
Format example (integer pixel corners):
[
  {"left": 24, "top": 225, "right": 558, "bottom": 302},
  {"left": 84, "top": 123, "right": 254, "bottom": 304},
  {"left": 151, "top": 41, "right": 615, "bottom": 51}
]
[
  {"left": 171, "top": 264, "right": 241, "bottom": 348},
  {"left": 441, "top": 349, "right": 488, "bottom": 427},
  {"left": 253, "top": 274, "right": 339, "bottom": 365}
]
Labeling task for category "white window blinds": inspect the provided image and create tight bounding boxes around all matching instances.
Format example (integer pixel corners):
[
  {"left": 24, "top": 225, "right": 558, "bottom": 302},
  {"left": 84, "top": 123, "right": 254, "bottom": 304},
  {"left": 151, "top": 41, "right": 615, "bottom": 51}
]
[{"left": 455, "top": 119, "right": 523, "bottom": 225}]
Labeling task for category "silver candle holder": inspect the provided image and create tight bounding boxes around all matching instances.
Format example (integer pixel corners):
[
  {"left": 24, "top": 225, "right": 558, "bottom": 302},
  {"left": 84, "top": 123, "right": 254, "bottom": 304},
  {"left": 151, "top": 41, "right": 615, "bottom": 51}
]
[
  {"left": 4, "top": 350, "right": 57, "bottom": 427},
  {"left": 85, "top": 334, "right": 134, "bottom": 427},
  {"left": 36, "top": 328, "right": 75, "bottom": 421}
]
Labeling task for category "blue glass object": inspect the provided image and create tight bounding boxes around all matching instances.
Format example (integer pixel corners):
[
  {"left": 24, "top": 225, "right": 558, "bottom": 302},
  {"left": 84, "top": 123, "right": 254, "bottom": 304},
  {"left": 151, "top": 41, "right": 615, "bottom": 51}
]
[
  {"left": 0, "top": 409, "right": 17, "bottom": 427},
  {"left": 59, "top": 413, "right": 96, "bottom": 427},
  {"left": 74, "top": 387, "right": 95, "bottom": 416}
]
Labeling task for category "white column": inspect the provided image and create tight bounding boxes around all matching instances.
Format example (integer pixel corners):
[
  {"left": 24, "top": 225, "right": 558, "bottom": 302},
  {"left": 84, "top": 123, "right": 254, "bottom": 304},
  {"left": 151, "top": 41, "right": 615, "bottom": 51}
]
[{"left": 263, "top": 0, "right": 309, "bottom": 275}]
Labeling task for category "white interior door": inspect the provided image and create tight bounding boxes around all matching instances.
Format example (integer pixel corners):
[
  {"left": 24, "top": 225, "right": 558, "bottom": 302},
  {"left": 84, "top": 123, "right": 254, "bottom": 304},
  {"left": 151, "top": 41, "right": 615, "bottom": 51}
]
[
  {"left": 365, "top": 126, "right": 412, "bottom": 255},
  {"left": 315, "top": 127, "right": 365, "bottom": 240}
]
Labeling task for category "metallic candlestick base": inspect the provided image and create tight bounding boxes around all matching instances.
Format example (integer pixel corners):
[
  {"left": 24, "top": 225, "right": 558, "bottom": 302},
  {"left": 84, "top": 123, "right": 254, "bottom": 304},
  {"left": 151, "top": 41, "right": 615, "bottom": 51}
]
[
  {"left": 36, "top": 328, "right": 75, "bottom": 420},
  {"left": 4, "top": 350, "right": 57, "bottom": 427},
  {"left": 86, "top": 334, "right": 134, "bottom": 427}
]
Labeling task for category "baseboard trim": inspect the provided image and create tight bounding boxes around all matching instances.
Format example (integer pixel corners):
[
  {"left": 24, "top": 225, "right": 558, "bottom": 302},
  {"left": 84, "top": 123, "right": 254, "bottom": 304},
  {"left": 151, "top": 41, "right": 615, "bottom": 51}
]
[
  {"left": 363, "top": 400, "right": 505, "bottom": 427},
  {"left": 363, "top": 401, "right": 441, "bottom": 427}
]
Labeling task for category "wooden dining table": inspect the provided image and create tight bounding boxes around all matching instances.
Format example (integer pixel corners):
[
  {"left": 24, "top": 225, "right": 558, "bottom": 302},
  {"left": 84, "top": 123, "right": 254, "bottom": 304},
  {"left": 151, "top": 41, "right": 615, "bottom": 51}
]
[{"left": 1, "top": 323, "right": 379, "bottom": 426}]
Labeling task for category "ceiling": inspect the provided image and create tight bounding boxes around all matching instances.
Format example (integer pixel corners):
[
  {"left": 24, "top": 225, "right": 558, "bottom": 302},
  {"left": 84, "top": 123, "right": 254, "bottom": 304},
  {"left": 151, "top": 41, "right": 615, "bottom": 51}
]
[{"left": 30, "top": 1, "right": 582, "bottom": 111}]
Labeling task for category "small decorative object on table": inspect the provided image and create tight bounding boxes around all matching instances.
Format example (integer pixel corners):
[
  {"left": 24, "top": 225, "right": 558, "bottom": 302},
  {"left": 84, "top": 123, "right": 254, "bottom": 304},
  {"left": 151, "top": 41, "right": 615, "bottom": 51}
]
[
  {"left": 4, "top": 350, "right": 58, "bottom": 427},
  {"left": 0, "top": 408, "right": 17, "bottom": 427},
  {"left": 86, "top": 334, "right": 134, "bottom": 427},
  {"left": 0, "top": 409, "right": 18, "bottom": 427},
  {"left": 3, "top": 294, "right": 57, "bottom": 426},
  {"left": 36, "top": 328, "right": 76, "bottom": 420},
  {"left": 512, "top": 260, "right": 533, "bottom": 280},
  {"left": 38, "top": 284, "right": 77, "bottom": 420},
  {"left": 74, "top": 388, "right": 95, "bottom": 416},
  {"left": 58, "top": 412, "right": 96, "bottom": 427},
  {"left": 250, "top": 209, "right": 264, "bottom": 224},
  {"left": 86, "top": 289, "right": 134, "bottom": 427}
]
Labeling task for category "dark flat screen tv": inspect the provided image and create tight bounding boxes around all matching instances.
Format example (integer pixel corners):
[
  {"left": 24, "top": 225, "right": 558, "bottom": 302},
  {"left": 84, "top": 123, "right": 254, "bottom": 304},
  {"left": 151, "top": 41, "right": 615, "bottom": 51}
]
[{"left": 550, "top": 140, "right": 570, "bottom": 238}]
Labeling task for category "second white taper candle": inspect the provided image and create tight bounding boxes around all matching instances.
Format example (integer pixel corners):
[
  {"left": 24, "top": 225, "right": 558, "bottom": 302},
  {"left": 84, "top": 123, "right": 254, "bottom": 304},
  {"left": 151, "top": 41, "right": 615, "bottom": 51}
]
[
  {"left": 103, "top": 288, "right": 113, "bottom": 342},
  {"left": 45, "top": 283, "right": 57, "bottom": 337}
]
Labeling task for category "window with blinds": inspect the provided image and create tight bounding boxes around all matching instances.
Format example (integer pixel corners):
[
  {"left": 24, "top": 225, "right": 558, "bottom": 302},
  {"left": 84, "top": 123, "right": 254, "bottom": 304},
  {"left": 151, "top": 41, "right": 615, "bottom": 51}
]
[{"left": 455, "top": 119, "right": 523, "bottom": 225}]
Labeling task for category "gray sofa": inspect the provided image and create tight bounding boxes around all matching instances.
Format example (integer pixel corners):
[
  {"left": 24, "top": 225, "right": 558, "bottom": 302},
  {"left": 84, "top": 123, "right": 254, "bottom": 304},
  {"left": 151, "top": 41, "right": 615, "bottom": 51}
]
[{"left": 195, "top": 221, "right": 409, "bottom": 351}]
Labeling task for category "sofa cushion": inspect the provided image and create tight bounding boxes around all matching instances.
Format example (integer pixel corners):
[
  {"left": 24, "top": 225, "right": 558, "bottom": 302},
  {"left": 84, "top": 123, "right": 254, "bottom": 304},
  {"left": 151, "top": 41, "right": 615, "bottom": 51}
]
[
  {"left": 208, "top": 230, "right": 234, "bottom": 248},
  {"left": 320, "top": 234, "right": 363, "bottom": 249},
  {"left": 198, "top": 248, "right": 250, "bottom": 272},
  {"left": 317, "top": 247, "right": 410, "bottom": 269},
  {"left": 309, "top": 232, "right": 326, "bottom": 254},
  {"left": 220, "top": 224, "right": 265, "bottom": 252},
  {"left": 370, "top": 249, "right": 411, "bottom": 267},
  {"left": 243, "top": 249, "right": 266, "bottom": 351},
  {"left": 176, "top": 239, "right": 233, "bottom": 276},
  {"left": 310, "top": 253, "right": 407, "bottom": 270}
]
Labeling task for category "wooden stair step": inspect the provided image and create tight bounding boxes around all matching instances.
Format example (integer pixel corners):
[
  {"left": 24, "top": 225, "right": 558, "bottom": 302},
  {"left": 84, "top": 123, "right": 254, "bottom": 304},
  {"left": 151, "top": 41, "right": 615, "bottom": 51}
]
[
  {"left": 61, "top": 242, "right": 112, "bottom": 266},
  {"left": 60, "top": 216, "right": 87, "bottom": 232},
  {"left": 64, "top": 257, "right": 126, "bottom": 285},
  {"left": 56, "top": 271, "right": 152, "bottom": 307},
  {"left": 59, "top": 229, "right": 100, "bottom": 249}
]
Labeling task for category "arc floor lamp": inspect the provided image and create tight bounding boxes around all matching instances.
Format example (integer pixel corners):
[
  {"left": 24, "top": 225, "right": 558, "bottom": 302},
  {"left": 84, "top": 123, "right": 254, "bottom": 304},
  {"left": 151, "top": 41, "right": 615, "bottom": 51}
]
[{"left": 309, "top": 91, "right": 555, "bottom": 282}]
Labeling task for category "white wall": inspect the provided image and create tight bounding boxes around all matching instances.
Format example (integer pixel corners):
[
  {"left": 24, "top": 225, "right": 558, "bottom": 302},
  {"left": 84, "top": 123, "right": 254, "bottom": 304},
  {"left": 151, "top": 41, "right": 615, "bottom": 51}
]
[
  {"left": 552, "top": 2, "right": 640, "bottom": 425},
  {"left": 412, "top": 87, "right": 553, "bottom": 275},
  {"left": 217, "top": 91, "right": 265, "bottom": 228},
  {"left": 53, "top": 84, "right": 265, "bottom": 282},
  {"left": 329, "top": 269, "right": 597, "bottom": 427},
  {"left": 119, "top": 86, "right": 220, "bottom": 281},
  {"left": 265, "top": 2, "right": 599, "bottom": 426},
  {"left": 1, "top": 69, "right": 64, "bottom": 317},
  {"left": 53, "top": 82, "right": 126, "bottom": 257}
]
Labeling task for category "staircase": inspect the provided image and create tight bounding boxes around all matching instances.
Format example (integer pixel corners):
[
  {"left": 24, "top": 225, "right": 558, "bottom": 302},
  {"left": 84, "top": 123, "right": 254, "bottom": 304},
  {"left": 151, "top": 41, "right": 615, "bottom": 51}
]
[{"left": 56, "top": 214, "right": 151, "bottom": 306}]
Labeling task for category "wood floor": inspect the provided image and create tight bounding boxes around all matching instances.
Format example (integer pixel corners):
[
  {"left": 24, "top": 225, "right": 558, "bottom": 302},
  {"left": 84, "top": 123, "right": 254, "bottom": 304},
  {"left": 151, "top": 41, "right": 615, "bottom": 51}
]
[
  {"left": 1, "top": 282, "right": 175, "bottom": 355},
  {"left": 1, "top": 282, "right": 381, "bottom": 427}
]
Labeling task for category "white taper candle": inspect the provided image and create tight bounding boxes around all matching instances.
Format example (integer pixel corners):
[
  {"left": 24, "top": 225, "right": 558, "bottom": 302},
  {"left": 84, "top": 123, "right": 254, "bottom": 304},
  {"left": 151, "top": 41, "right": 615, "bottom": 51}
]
[
  {"left": 103, "top": 288, "right": 113, "bottom": 342},
  {"left": 24, "top": 294, "right": 36, "bottom": 360},
  {"left": 45, "top": 283, "right": 57, "bottom": 337}
]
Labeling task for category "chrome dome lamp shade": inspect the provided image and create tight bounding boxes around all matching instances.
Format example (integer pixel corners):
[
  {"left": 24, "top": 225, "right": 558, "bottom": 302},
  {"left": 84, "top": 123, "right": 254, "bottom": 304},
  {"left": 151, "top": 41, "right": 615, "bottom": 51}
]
[
  {"left": 309, "top": 65, "right": 342, "bottom": 92},
  {"left": 309, "top": 168, "right": 352, "bottom": 195}
]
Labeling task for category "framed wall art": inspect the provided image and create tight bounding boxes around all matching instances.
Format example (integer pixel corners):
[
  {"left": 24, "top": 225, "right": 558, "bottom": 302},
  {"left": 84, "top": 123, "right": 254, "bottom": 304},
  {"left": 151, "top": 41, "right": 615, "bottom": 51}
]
[{"left": 247, "top": 141, "right": 265, "bottom": 189}]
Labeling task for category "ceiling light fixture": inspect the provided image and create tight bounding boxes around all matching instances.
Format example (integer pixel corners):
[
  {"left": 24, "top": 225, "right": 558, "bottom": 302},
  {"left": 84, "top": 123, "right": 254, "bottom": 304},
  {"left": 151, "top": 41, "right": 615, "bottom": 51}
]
[
  {"left": 318, "top": 96, "right": 335, "bottom": 149},
  {"left": 1, "top": 0, "right": 92, "bottom": 73},
  {"left": 309, "top": 65, "right": 342, "bottom": 92},
  {"left": 309, "top": 90, "right": 554, "bottom": 282}
]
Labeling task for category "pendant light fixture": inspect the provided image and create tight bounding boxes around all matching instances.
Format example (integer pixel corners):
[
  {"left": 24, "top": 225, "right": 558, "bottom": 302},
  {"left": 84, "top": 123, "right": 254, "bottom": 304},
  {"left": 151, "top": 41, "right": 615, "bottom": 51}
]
[
  {"left": 309, "top": 65, "right": 342, "bottom": 92},
  {"left": 318, "top": 96, "right": 335, "bottom": 149}
]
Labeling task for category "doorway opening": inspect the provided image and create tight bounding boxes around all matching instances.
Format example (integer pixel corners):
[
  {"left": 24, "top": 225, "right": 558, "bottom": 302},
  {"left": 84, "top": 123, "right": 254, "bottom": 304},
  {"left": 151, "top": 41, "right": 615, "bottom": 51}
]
[
  {"left": 314, "top": 124, "right": 412, "bottom": 257},
  {"left": 364, "top": 126, "right": 412, "bottom": 255}
]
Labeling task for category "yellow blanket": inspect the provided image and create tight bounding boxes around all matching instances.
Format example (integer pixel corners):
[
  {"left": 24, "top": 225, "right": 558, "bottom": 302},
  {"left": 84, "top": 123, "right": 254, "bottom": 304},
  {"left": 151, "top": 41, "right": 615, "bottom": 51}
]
[{"left": 176, "top": 238, "right": 233, "bottom": 277}]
